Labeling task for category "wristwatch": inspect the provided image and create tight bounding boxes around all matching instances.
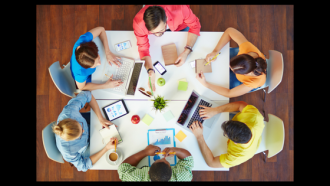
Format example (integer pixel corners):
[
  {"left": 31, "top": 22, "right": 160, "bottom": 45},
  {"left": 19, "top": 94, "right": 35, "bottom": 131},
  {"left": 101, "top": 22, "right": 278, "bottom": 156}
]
[
  {"left": 147, "top": 68, "right": 155, "bottom": 74},
  {"left": 184, "top": 45, "right": 193, "bottom": 53}
]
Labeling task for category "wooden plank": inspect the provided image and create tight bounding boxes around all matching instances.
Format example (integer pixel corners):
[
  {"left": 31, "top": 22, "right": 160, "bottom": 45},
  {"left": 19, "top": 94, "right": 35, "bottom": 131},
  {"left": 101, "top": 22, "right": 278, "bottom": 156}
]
[
  {"left": 236, "top": 5, "right": 250, "bottom": 40},
  {"left": 87, "top": 5, "right": 99, "bottom": 31},
  {"left": 289, "top": 150, "right": 294, "bottom": 181},
  {"left": 112, "top": 5, "right": 124, "bottom": 20},
  {"left": 36, "top": 5, "right": 50, "bottom": 95},
  {"left": 62, "top": 5, "right": 75, "bottom": 66},
  {"left": 123, "top": 5, "right": 143, "bottom": 31},
  {"left": 287, "top": 50, "right": 294, "bottom": 151},
  {"left": 214, "top": 171, "right": 228, "bottom": 181},
  {"left": 192, "top": 171, "right": 214, "bottom": 181},
  {"left": 37, "top": 95, "right": 50, "bottom": 181},
  {"left": 50, "top": 5, "right": 62, "bottom": 49},
  {"left": 75, "top": 5, "right": 87, "bottom": 40},
  {"left": 286, "top": 5, "right": 294, "bottom": 50},
  {"left": 101, "top": 5, "right": 112, "bottom": 30}
]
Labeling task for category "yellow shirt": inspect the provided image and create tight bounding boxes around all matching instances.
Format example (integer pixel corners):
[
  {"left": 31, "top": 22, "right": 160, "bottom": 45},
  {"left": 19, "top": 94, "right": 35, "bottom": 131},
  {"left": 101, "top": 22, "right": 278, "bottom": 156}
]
[{"left": 219, "top": 105, "right": 264, "bottom": 168}]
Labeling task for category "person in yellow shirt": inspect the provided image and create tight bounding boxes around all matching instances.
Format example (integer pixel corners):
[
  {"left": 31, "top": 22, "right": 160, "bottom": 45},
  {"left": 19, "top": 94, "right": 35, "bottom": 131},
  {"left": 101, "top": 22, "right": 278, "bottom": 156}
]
[{"left": 189, "top": 101, "right": 264, "bottom": 168}]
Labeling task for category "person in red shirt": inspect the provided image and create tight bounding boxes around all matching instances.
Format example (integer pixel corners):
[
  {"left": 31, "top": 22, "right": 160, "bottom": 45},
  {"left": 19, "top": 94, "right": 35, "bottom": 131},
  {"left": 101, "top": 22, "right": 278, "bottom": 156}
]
[{"left": 133, "top": 5, "right": 201, "bottom": 91}]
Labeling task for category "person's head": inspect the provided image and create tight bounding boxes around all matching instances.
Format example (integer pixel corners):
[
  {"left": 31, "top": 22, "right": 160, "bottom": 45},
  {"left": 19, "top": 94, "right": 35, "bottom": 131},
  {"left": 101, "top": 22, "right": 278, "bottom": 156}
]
[
  {"left": 143, "top": 6, "right": 167, "bottom": 37},
  {"left": 230, "top": 54, "right": 267, "bottom": 76},
  {"left": 149, "top": 158, "right": 172, "bottom": 181},
  {"left": 52, "top": 118, "right": 83, "bottom": 141},
  {"left": 75, "top": 41, "right": 100, "bottom": 69},
  {"left": 221, "top": 120, "right": 252, "bottom": 144}
]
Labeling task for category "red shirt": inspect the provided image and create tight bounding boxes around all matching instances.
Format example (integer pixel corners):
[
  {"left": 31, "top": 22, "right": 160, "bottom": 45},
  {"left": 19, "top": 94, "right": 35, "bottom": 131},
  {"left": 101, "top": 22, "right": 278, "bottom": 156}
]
[{"left": 133, "top": 5, "right": 201, "bottom": 59}]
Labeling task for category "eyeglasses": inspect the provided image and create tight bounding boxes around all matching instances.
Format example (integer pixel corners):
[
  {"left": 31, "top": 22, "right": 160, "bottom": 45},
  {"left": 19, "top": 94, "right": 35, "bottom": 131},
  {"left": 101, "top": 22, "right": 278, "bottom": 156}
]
[
  {"left": 151, "top": 22, "right": 167, "bottom": 37},
  {"left": 138, "top": 87, "right": 152, "bottom": 98}
]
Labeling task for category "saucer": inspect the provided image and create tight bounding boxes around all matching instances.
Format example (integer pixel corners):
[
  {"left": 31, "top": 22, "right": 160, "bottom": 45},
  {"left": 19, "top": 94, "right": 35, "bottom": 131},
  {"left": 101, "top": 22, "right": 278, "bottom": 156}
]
[{"left": 105, "top": 148, "right": 123, "bottom": 166}]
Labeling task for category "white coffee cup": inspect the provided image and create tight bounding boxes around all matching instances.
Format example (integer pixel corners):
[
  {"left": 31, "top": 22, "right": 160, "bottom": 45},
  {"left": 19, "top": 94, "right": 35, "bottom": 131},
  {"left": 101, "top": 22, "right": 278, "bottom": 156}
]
[{"left": 109, "top": 152, "right": 119, "bottom": 163}]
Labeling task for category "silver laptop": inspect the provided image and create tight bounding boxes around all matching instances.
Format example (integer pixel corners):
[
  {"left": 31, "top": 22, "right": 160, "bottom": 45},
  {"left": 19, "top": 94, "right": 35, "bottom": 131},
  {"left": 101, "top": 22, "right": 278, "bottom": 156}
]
[
  {"left": 101, "top": 57, "right": 144, "bottom": 96},
  {"left": 176, "top": 90, "right": 225, "bottom": 140}
]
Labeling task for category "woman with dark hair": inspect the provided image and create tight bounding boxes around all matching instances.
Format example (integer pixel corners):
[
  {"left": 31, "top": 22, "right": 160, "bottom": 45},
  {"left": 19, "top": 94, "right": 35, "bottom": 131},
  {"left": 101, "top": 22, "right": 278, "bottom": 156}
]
[{"left": 196, "top": 27, "right": 267, "bottom": 98}]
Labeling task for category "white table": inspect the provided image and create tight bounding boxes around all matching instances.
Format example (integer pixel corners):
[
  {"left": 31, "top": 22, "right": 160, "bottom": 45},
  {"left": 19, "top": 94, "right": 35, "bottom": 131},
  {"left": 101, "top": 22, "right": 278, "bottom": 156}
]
[
  {"left": 91, "top": 31, "right": 229, "bottom": 101},
  {"left": 90, "top": 99, "right": 229, "bottom": 171}
]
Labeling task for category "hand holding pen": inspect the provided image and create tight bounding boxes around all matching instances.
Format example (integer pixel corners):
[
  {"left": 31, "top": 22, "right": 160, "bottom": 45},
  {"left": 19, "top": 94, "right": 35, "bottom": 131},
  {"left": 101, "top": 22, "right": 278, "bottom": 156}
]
[{"left": 205, "top": 51, "right": 221, "bottom": 66}]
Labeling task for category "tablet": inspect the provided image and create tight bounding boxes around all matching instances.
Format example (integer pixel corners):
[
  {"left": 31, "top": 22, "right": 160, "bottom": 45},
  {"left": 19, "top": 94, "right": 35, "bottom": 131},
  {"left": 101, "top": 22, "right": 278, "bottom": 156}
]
[{"left": 102, "top": 100, "right": 129, "bottom": 121}]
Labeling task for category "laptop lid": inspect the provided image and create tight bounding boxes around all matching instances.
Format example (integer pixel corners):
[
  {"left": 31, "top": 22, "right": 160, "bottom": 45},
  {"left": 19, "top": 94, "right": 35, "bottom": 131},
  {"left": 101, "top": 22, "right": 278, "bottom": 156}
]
[
  {"left": 126, "top": 60, "right": 144, "bottom": 96},
  {"left": 177, "top": 90, "right": 200, "bottom": 127}
]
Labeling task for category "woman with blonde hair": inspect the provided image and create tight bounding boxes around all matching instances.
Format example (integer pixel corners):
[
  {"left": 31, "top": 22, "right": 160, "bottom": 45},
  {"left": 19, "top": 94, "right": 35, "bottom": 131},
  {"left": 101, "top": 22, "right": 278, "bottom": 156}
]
[{"left": 53, "top": 90, "right": 118, "bottom": 172}]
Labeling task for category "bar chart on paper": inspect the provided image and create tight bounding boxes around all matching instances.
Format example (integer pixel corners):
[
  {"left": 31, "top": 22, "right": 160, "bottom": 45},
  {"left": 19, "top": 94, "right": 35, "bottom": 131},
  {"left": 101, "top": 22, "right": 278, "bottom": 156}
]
[{"left": 153, "top": 136, "right": 171, "bottom": 145}]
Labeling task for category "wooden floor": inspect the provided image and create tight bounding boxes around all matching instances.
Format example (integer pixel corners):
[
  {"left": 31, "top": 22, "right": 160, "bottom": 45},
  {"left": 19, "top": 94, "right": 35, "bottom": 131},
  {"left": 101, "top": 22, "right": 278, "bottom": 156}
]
[{"left": 36, "top": 5, "right": 293, "bottom": 181}]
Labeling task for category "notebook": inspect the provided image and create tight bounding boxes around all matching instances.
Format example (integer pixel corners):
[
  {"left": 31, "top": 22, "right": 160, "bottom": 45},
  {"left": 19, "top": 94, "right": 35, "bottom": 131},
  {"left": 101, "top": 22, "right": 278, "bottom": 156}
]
[
  {"left": 99, "top": 125, "right": 123, "bottom": 144},
  {"left": 161, "top": 43, "right": 178, "bottom": 66},
  {"left": 195, "top": 59, "right": 212, "bottom": 73}
]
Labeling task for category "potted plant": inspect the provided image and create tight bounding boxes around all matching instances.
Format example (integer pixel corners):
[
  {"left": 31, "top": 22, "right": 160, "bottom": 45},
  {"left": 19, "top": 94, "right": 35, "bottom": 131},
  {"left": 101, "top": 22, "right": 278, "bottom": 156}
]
[{"left": 151, "top": 95, "right": 169, "bottom": 114}]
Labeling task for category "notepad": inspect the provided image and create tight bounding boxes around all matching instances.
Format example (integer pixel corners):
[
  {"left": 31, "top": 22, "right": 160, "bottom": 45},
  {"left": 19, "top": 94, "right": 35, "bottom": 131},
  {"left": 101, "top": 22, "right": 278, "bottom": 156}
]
[
  {"left": 163, "top": 110, "right": 174, "bottom": 122},
  {"left": 142, "top": 114, "right": 154, "bottom": 126},
  {"left": 177, "top": 78, "right": 187, "bottom": 84},
  {"left": 99, "top": 125, "right": 123, "bottom": 144},
  {"left": 178, "top": 81, "right": 188, "bottom": 91},
  {"left": 162, "top": 43, "right": 178, "bottom": 66},
  {"left": 175, "top": 130, "right": 187, "bottom": 142},
  {"left": 195, "top": 59, "right": 212, "bottom": 73}
]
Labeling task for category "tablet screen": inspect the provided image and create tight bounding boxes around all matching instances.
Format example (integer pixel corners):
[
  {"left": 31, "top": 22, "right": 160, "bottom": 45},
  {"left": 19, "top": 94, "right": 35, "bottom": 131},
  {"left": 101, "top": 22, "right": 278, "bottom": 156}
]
[{"left": 104, "top": 101, "right": 128, "bottom": 121}]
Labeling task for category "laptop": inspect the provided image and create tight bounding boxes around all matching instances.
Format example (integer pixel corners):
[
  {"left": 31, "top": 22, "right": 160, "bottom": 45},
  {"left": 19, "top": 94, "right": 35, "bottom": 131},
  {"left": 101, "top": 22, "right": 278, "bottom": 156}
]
[
  {"left": 176, "top": 90, "right": 225, "bottom": 140},
  {"left": 101, "top": 57, "right": 144, "bottom": 96}
]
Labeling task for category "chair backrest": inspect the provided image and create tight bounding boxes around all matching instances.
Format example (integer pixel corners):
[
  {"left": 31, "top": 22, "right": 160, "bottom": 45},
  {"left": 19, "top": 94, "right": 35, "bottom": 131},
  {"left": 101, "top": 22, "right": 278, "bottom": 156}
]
[
  {"left": 264, "top": 50, "right": 284, "bottom": 93},
  {"left": 49, "top": 61, "right": 77, "bottom": 98},
  {"left": 265, "top": 114, "right": 285, "bottom": 158},
  {"left": 255, "top": 114, "right": 285, "bottom": 158},
  {"left": 42, "top": 121, "right": 64, "bottom": 163}
]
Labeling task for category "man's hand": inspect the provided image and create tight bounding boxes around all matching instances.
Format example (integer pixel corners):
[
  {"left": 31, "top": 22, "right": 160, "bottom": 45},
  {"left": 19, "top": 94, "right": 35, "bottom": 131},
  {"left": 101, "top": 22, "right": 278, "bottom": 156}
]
[
  {"left": 148, "top": 70, "right": 156, "bottom": 92},
  {"left": 105, "top": 51, "right": 121, "bottom": 67},
  {"left": 196, "top": 71, "right": 207, "bottom": 86},
  {"left": 174, "top": 49, "right": 189, "bottom": 67},
  {"left": 189, "top": 120, "right": 204, "bottom": 139},
  {"left": 104, "top": 74, "right": 123, "bottom": 89},
  {"left": 162, "top": 147, "right": 176, "bottom": 158},
  {"left": 105, "top": 137, "right": 118, "bottom": 150},
  {"left": 144, "top": 144, "right": 161, "bottom": 156},
  {"left": 199, "top": 105, "right": 218, "bottom": 120}
]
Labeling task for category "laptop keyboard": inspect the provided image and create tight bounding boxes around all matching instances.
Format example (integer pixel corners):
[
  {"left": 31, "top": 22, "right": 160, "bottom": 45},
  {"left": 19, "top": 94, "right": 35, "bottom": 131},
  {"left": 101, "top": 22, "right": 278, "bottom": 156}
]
[
  {"left": 113, "top": 59, "right": 133, "bottom": 92},
  {"left": 186, "top": 99, "right": 212, "bottom": 129}
]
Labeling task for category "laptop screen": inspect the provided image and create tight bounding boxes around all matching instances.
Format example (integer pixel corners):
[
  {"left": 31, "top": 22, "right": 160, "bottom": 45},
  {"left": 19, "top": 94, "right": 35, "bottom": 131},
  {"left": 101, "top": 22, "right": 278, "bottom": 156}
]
[
  {"left": 177, "top": 91, "right": 199, "bottom": 125},
  {"left": 127, "top": 63, "right": 143, "bottom": 95}
]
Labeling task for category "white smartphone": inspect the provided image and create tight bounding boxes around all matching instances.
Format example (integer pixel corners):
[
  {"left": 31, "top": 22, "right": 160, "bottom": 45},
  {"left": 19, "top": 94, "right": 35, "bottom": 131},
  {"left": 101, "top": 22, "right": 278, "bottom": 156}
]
[
  {"left": 114, "top": 40, "right": 131, "bottom": 51},
  {"left": 153, "top": 61, "right": 167, "bottom": 75}
]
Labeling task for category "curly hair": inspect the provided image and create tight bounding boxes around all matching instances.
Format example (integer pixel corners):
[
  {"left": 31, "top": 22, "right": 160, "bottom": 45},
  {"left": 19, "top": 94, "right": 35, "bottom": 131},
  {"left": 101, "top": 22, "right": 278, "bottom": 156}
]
[
  {"left": 149, "top": 161, "right": 172, "bottom": 181},
  {"left": 75, "top": 41, "right": 99, "bottom": 69},
  {"left": 221, "top": 120, "right": 252, "bottom": 144}
]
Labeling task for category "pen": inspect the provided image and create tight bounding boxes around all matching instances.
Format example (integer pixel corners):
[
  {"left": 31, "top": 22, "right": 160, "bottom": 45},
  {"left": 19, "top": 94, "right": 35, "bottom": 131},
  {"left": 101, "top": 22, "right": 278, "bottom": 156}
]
[
  {"left": 105, "top": 74, "right": 113, "bottom": 80},
  {"left": 114, "top": 140, "right": 116, "bottom": 152},
  {"left": 155, "top": 152, "right": 176, "bottom": 155},
  {"left": 149, "top": 76, "right": 154, "bottom": 96},
  {"left": 204, "top": 52, "right": 221, "bottom": 66}
]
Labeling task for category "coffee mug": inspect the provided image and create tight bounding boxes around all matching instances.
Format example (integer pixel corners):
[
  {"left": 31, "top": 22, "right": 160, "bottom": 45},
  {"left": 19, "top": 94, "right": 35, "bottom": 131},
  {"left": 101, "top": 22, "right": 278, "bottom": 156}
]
[{"left": 109, "top": 152, "right": 119, "bottom": 162}]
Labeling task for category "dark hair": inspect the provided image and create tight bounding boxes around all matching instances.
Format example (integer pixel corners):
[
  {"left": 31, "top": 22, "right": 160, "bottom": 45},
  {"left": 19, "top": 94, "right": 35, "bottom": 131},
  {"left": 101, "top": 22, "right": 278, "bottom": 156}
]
[
  {"left": 143, "top": 6, "right": 167, "bottom": 31},
  {"left": 75, "top": 41, "right": 99, "bottom": 69},
  {"left": 230, "top": 54, "right": 267, "bottom": 76},
  {"left": 221, "top": 120, "right": 252, "bottom": 144},
  {"left": 149, "top": 161, "right": 172, "bottom": 181}
]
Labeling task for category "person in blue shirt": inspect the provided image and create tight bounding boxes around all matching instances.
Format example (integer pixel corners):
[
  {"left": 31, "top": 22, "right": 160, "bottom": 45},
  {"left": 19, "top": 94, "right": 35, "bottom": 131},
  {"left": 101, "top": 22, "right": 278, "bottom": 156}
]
[
  {"left": 71, "top": 26, "right": 123, "bottom": 90},
  {"left": 52, "top": 90, "right": 118, "bottom": 171}
]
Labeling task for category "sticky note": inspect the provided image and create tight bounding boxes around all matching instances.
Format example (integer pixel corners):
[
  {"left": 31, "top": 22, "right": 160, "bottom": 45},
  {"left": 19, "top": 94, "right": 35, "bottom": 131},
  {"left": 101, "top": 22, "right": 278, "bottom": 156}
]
[
  {"left": 163, "top": 110, "right": 174, "bottom": 122},
  {"left": 177, "top": 78, "right": 187, "bottom": 84},
  {"left": 178, "top": 81, "right": 188, "bottom": 91},
  {"left": 175, "top": 130, "right": 187, "bottom": 142},
  {"left": 142, "top": 114, "right": 153, "bottom": 126}
]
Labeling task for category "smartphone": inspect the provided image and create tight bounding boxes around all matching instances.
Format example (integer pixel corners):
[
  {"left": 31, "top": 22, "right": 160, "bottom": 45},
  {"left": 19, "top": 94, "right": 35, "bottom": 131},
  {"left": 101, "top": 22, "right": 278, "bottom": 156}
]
[
  {"left": 114, "top": 40, "right": 131, "bottom": 52},
  {"left": 153, "top": 61, "right": 167, "bottom": 75}
]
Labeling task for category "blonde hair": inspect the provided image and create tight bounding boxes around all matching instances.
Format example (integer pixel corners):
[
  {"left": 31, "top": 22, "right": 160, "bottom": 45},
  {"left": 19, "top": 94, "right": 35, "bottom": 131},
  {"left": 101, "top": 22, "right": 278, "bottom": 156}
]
[{"left": 52, "top": 118, "right": 81, "bottom": 141}]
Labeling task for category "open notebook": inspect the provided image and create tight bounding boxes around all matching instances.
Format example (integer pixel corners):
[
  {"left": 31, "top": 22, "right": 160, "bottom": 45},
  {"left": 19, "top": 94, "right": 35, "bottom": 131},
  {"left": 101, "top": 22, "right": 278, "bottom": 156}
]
[{"left": 99, "top": 125, "right": 123, "bottom": 144}]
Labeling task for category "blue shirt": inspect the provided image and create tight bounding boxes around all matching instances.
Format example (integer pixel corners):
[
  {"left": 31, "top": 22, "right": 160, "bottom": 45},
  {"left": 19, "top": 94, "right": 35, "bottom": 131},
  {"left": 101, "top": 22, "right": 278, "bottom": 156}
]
[
  {"left": 55, "top": 91, "right": 93, "bottom": 172},
  {"left": 70, "top": 32, "right": 96, "bottom": 83}
]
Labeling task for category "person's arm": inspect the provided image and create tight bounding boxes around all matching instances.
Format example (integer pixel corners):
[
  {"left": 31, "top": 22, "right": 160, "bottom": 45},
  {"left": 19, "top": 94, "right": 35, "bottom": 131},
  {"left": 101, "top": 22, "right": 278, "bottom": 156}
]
[
  {"left": 174, "top": 33, "right": 198, "bottom": 67},
  {"left": 141, "top": 56, "right": 156, "bottom": 92},
  {"left": 205, "top": 27, "right": 249, "bottom": 63},
  {"left": 162, "top": 147, "right": 191, "bottom": 159},
  {"left": 90, "top": 137, "right": 118, "bottom": 164},
  {"left": 199, "top": 101, "right": 248, "bottom": 120},
  {"left": 76, "top": 75, "right": 123, "bottom": 91},
  {"left": 88, "top": 94, "right": 113, "bottom": 129},
  {"left": 88, "top": 26, "right": 121, "bottom": 67},
  {"left": 189, "top": 121, "right": 223, "bottom": 168},
  {"left": 195, "top": 71, "right": 253, "bottom": 98},
  {"left": 122, "top": 145, "right": 160, "bottom": 167}
]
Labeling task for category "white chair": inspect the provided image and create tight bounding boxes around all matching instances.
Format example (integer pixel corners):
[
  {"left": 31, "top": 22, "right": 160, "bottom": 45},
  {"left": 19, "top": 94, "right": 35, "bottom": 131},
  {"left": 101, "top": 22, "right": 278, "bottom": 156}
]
[
  {"left": 48, "top": 61, "right": 81, "bottom": 98},
  {"left": 255, "top": 114, "right": 285, "bottom": 162},
  {"left": 251, "top": 50, "right": 284, "bottom": 102},
  {"left": 42, "top": 121, "right": 64, "bottom": 163}
]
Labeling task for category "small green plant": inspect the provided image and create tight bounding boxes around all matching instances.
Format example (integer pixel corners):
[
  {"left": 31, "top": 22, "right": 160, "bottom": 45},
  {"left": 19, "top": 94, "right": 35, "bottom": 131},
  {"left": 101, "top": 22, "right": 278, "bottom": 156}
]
[{"left": 151, "top": 95, "right": 168, "bottom": 113}]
